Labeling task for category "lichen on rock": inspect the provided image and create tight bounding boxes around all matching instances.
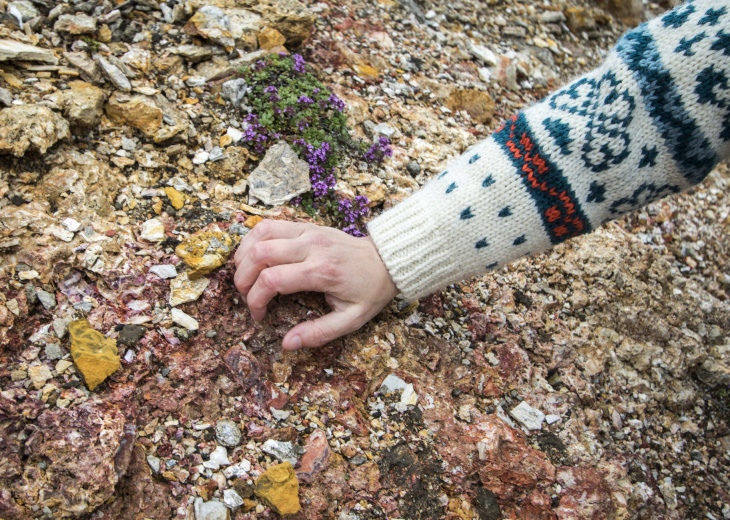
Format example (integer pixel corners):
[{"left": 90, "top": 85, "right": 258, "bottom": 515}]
[
  {"left": 254, "top": 461, "right": 301, "bottom": 515},
  {"left": 175, "top": 228, "right": 236, "bottom": 279},
  {"left": 68, "top": 319, "right": 120, "bottom": 391}
]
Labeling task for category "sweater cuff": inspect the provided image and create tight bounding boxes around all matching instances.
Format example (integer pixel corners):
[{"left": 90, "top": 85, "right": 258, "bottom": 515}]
[{"left": 367, "top": 184, "right": 457, "bottom": 301}]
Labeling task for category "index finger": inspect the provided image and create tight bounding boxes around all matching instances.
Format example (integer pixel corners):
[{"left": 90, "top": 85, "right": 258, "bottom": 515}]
[{"left": 234, "top": 220, "right": 307, "bottom": 267}]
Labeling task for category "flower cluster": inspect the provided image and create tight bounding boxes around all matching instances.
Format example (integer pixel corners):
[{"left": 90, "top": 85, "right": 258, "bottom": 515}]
[
  {"left": 240, "top": 53, "right": 388, "bottom": 235},
  {"left": 363, "top": 136, "right": 393, "bottom": 165}
]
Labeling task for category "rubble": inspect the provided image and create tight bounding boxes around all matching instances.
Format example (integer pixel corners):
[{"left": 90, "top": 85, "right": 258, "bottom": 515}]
[
  {"left": 0, "top": 105, "right": 69, "bottom": 156},
  {"left": 0, "top": 39, "right": 57, "bottom": 63}
]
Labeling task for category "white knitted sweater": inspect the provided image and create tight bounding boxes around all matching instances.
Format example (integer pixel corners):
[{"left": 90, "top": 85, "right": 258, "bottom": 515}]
[{"left": 368, "top": 0, "right": 730, "bottom": 301}]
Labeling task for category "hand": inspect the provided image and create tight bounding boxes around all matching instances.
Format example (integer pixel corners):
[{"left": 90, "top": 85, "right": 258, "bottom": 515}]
[{"left": 233, "top": 220, "right": 400, "bottom": 350}]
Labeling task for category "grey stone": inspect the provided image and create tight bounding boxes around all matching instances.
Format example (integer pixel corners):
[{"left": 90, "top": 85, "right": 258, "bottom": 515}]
[
  {"left": 121, "top": 137, "right": 137, "bottom": 152},
  {"left": 539, "top": 11, "right": 566, "bottom": 24},
  {"left": 203, "top": 446, "right": 230, "bottom": 470},
  {"left": 509, "top": 401, "right": 545, "bottom": 430},
  {"left": 469, "top": 44, "right": 498, "bottom": 66},
  {"left": 405, "top": 161, "right": 421, "bottom": 176},
  {"left": 248, "top": 141, "right": 311, "bottom": 206},
  {"left": 172, "top": 44, "right": 215, "bottom": 63},
  {"left": 146, "top": 455, "right": 161, "bottom": 473},
  {"left": 52, "top": 318, "right": 68, "bottom": 339},
  {"left": 0, "top": 39, "right": 58, "bottom": 64},
  {"left": 117, "top": 325, "right": 147, "bottom": 346},
  {"left": 215, "top": 419, "right": 242, "bottom": 447},
  {"left": 36, "top": 290, "right": 57, "bottom": 310},
  {"left": 373, "top": 123, "right": 396, "bottom": 138},
  {"left": 221, "top": 78, "right": 248, "bottom": 107},
  {"left": 63, "top": 52, "right": 101, "bottom": 83},
  {"left": 222, "top": 489, "right": 244, "bottom": 509},
  {"left": 0, "top": 87, "right": 12, "bottom": 107},
  {"left": 194, "top": 498, "right": 229, "bottom": 520},
  {"left": 229, "top": 223, "right": 249, "bottom": 236},
  {"left": 96, "top": 56, "right": 131, "bottom": 92},
  {"left": 187, "top": 6, "right": 235, "bottom": 49},
  {"left": 150, "top": 264, "right": 177, "bottom": 279},
  {"left": 208, "top": 146, "right": 225, "bottom": 162},
  {"left": 8, "top": 1, "right": 37, "bottom": 22},
  {"left": 261, "top": 439, "right": 305, "bottom": 466},
  {"left": 45, "top": 343, "right": 63, "bottom": 360},
  {"left": 54, "top": 14, "right": 96, "bottom": 35}
]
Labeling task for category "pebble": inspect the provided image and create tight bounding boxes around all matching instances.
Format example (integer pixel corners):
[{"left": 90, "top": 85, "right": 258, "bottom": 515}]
[
  {"left": 203, "top": 446, "right": 230, "bottom": 470},
  {"left": 36, "top": 290, "right": 57, "bottom": 310},
  {"left": 193, "top": 150, "right": 210, "bottom": 164},
  {"left": 223, "top": 489, "right": 244, "bottom": 509},
  {"left": 117, "top": 325, "right": 147, "bottom": 346},
  {"left": 97, "top": 56, "right": 131, "bottom": 92},
  {"left": 139, "top": 218, "right": 165, "bottom": 242},
  {"left": 147, "top": 455, "right": 161, "bottom": 473},
  {"left": 372, "top": 123, "right": 396, "bottom": 138},
  {"left": 52, "top": 318, "right": 68, "bottom": 339},
  {"left": 150, "top": 264, "right": 178, "bottom": 279},
  {"left": 221, "top": 78, "right": 248, "bottom": 107},
  {"left": 194, "top": 498, "right": 229, "bottom": 520},
  {"left": 405, "top": 160, "right": 421, "bottom": 176},
  {"left": 215, "top": 420, "right": 242, "bottom": 447},
  {"left": 469, "top": 44, "right": 498, "bottom": 66},
  {"left": 510, "top": 401, "right": 545, "bottom": 430},
  {"left": 262, "top": 439, "right": 305, "bottom": 466},
  {"left": 171, "top": 308, "right": 199, "bottom": 331},
  {"left": 62, "top": 217, "right": 82, "bottom": 232},
  {"left": 45, "top": 343, "right": 63, "bottom": 360}
]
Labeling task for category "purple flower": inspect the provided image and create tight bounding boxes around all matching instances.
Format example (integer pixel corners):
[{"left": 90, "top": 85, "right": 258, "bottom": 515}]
[
  {"left": 292, "top": 54, "right": 306, "bottom": 74},
  {"left": 298, "top": 95, "right": 314, "bottom": 104},
  {"left": 264, "top": 85, "right": 278, "bottom": 93},
  {"left": 363, "top": 137, "right": 392, "bottom": 165},
  {"left": 328, "top": 93, "right": 346, "bottom": 112}
]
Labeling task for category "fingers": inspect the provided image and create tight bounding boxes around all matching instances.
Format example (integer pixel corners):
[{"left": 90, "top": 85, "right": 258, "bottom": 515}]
[
  {"left": 245, "top": 263, "right": 327, "bottom": 320},
  {"left": 234, "top": 220, "right": 306, "bottom": 267},
  {"left": 282, "top": 307, "right": 364, "bottom": 350},
  {"left": 233, "top": 238, "right": 308, "bottom": 297}
]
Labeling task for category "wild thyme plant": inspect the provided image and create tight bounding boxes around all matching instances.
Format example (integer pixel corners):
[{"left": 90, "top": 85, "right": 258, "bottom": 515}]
[{"left": 239, "top": 53, "right": 392, "bottom": 236}]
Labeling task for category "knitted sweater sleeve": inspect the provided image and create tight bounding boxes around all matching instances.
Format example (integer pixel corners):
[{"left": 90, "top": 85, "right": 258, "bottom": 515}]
[{"left": 367, "top": 0, "right": 730, "bottom": 301}]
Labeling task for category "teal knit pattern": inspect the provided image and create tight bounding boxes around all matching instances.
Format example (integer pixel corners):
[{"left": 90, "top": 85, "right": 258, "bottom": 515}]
[{"left": 368, "top": 0, "right": 730, "bottom": 301}]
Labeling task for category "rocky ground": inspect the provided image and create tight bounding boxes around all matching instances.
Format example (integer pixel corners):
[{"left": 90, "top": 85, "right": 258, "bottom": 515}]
[{"left": 0, "top": 0, "right": 729, "bottom": 519}]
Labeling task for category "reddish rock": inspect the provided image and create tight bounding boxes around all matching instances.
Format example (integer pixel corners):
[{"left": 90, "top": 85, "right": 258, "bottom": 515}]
[
  {"left": 296, "top": 429, "right": 331, "bottom": 482},
  {"left": 419, "top": 293, "right": 444, "bottom": 318},
  {"left": 469, "top": 312, "right": 489, "bottom": 340},
  {"left": 223, "top": 344, "right": 263, "bottom": 390},
  {"left": 555, "top": 467, "right": 615, "bottom": 520}
]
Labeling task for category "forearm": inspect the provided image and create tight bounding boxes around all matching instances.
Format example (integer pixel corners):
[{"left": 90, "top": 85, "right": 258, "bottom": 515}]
[{"left": 369, "top": 0, "right": 730, "bottom": 301}]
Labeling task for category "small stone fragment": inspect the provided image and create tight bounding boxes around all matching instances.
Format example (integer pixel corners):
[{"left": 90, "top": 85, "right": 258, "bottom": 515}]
[
  {"left": 445, "top": 88, "right": 495, "bottom": 124},
  {"left": 510, "top": 401, "right": 545, "bottom": 431},
  {"left": 117, "top": 325, "right": 147, "bottom": 347},
  {"left": 185, "top": 6, "right": 235, "bottom": 49},
  {"left": 36, "top": 290, "right": 57, "bottom": 310},
  {"left": 254, "top": 462, "right": 301, "bottom": 516},
  {"left": 204, "top": 446, "right": 231, "bottom": 470},
  {"left": 52, "top": 318, "right": 68, "bottom": 338},
  {"left": 54, "top": 14, "right": 96, "bottom": 34},
  {"left": 45, "top": 343, "right": 63, "bottom": 360},
  {"left": 221, "top": 78, "right": 247, "bottom": 107},
  {"left": 139, "top": 218, "right": 165, "bottom": 241},
  {"left": 0, "top": 105, "right": 70, "bottom": 157},
  {"left": 296, "top": 429, "right": 331, "bottom": 483},
  {"left": 248, "top": 141, "right": 311, "bottom": 206},
  {"left": 258, "top": 27, "right": 286, "bottom": 50},
  {"left": 69, "top": 319, "right": 120, "bottom": 391},
  {"left": 62, "top": 218, "right": 82, "bottom": 232},
  {"left": 171, "top": 308, "right": 199, "bottom": 331},
  {"left": 194, "top": 498, "right": 230, "bottom": 520},
  {"left": 164, "top": 187, "right": 187, "bottom": 210},
  {"left": 223, "top": 489, "right": 244, "bottom": 509},
  {"left": 469, "top": 44, "right": 498, "bottom": 66},
  {"left": 0, "top": 39, "right": 58, "bottom": 64},
  {"left": 150, "top": 264, "right": 177, "bottom": 279},
  {"left": 175, "top": 230, "right": 236, "bottom": 279},
  {"left": 169, "top": 272, "right": 210, "bottom": 307},
  {"left": 147, "top": 455, "right": 161, "bottom": 473},
  {"left": 28, "top": 364, "right": 52, "bottom": 389},
  {"left": 59, "top": 81, "right": 106, "bottom": 129},
  {"left": 262, "top": 439, "right": 305, "bottom": 466},
  {"left": 216, "top": 420, "right": 243, "bottom": 447}
]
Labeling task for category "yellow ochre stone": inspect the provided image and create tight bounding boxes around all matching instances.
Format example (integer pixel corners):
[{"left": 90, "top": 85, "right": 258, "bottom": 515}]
[
  {"left": 244, "top": 215, "right": 263, "bottom": 228},
  {"left": 163, "top": 187, "right": 187, "bottom": 210},
  {"left": 68, "top": 319, "right": 120, "bottom": 391},
  {"left": 254, "top": 462, "right": 301, "bottom": 516},
  {"left": 175, "top": 229, "right": 236, "bottom": 279}
]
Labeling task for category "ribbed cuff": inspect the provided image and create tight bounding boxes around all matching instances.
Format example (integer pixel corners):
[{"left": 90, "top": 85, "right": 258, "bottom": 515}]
[{"left": 367, "top": 184, "right": 458, "bottom": 301}]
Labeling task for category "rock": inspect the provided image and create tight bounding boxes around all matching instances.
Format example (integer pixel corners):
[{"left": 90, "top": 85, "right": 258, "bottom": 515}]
[
  {"left": 255, "top": 0, "right": 314, "bottom": 46},
  {"left": 216, "top": 420, "right": 243, "bottom": 447},
  {"left": 52, "top": 318, "right": 68, "bottom": 338},
  {"left": 45, "top": 343, "right": 63, "bottom": 360},
  {"left": 62, "top": 218, "right": 82, "bottom": 232},
  {"left": 105, "top": 94, "right": 187, "bottom": 142},
  {"left": 172, "top": 44, "right": 215, "bottom": 63},
  {"left": 469, "top": 44, "right": 498, "bottom": 66},
  {"left": 694, "top": 341, "right": 730, "bottom": 387},
  {"left": 120, "top": 48, "right": 151, "bottom": 74},
  {"left": 54, "top": 14, "right": 97, "bottom": 35},
  {"left": 221, "top": 78, "right": 248, "bottom": 107},
  {"left": 564, "top": 7, "right": 597, "bottom": 33},
  {"left": 509, "top": 401, "right": 545, "bottom": 430},
  {"left": 223, "top": 489, "right": 244, "bottom": 509},
  {"left": 248, "top": 141, "right": 311, "bottom": 205},
  {"left": 596, "top": 0, "right": 644, "bottom": 26},
  {"left": 185, "top": 6, "right": 235, "bottom": 49},
  {"left": 36, "top": 290, "right": 57, "bottom": 310},
  {"left": 296, "top": 429, "right": 331, "bottom": 483},
  {"left": 147, "top": 455, "right": 161, "bottom": 473},
  {"left": 0, "top": 105, "right": 69, "bottom": 157},
  {"left": 8, "top": 1, "right": 37, "bottom": 22},
  {"left": 17, "top": 401, "right": 129, "bottom": 516},
  {"left": 0, "top": 86, "right": 12, "bottom": 107},
  {"left": 175, "top": 229, "right": 236, "bottom": 279},
  {"left": 204, "top": 446, "right": 231, "bottom": 470},
  {"left": 227, "top": 9, "right": 263, "bottom": 50},
  {"left": 0, "top": 39, "right": 57, "bottom": 64},
  {"left": 262, "top": 439, "right": 305, "bottom": 465},
  {"left": 149, "top": 264, "right": 177, "bottom": 279},
  {"left": 539, "top": 11, "right": 566, "bottom": 24},
  {"left": 64, "top": 51, "right": 102, "bottom": 83},
  {"left": 258, "top": 26, "right": 286, "bottom": 50},
  {"left": 97, "top": 56, "right": 131, "bottom": 92},
  {"left": 444, "top": 89, "right": 495, "bottom": 124},
  {"left": 59, "top": 81, "right": 106, "bottom": 129},
  {"left": 373, "top": 123, "right": 396, "bottom": 138},
  {"left": 405, "top": 160, "right": 421, "bottom": 176},
  {"left": 254, "top": 462, "right": 301, "bottom": 516},
  {"left": 223, "top": 344, "right": 263, "bottom": 390},
  {"left": 171, "top": 308, "right": 199, "bottom": 331},
  {"left": 139, "top": 218, "right": 165, "bottom": 241},
  {"left": 117, "top": 325, "right": 147, "bottom": 347},
  {"left": 69, "top": 319, "right": 120, "bottom": 391},
  {"left": 164, "top": 187, "right": 187, "bottom": 209},
  {"left": 28, "top": 364, "right": 52, "bottom": 389},
  {"left": 194, "top": 498, "right": 230, "bottom": 520},
  {"left": 169, "top": 272, "right": 210, "bottom": 307}
]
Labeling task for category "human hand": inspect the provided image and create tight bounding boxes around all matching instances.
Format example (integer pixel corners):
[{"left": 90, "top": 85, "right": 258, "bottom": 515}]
[{"left": 233, "top": 220, "right": 400, "bottom": 350}]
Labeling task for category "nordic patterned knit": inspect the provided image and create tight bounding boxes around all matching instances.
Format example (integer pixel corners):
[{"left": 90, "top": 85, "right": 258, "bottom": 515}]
[{"left": 368, "top": 0, "right": 730, "bottom": 301}]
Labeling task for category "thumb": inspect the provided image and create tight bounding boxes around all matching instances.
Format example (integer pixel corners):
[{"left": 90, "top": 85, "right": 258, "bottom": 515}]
[{"left": 282, "top": 308, "right": 362, "bottom": 350}]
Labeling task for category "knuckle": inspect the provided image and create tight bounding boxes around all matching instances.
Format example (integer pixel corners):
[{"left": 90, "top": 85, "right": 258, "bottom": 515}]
[
  {"left": 250, "top": 243, "right": 271, "bottom": 265},
  {"left": 314, "top": 258, "right": 339, "bottom": 282},
  {"left": 251, "top": 219, "right": 274, "bottom": 239},
  {"left": 259, "top": 269, "right": 280, "bottom": 292},
  {"left": 307, "top": 232, "right": 333, "bottom": 250}
]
